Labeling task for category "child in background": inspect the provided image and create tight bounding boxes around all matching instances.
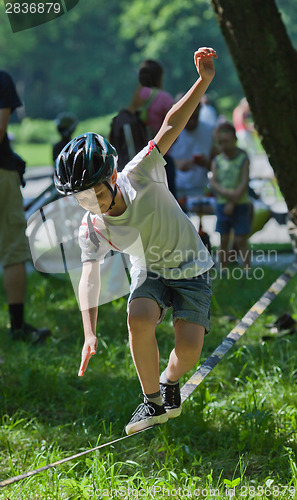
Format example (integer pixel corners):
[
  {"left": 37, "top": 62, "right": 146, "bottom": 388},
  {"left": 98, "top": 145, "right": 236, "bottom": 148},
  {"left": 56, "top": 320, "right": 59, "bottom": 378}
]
[{"left": 210, "top": 122, "right": 251, "bottom": 270}]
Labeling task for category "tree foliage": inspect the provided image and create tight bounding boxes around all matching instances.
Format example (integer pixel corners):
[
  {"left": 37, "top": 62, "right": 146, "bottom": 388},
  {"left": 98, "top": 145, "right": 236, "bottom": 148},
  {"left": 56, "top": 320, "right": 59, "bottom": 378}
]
[
  {"left": 0, "top": 1, "right": 129, "bottom": 119},
  {"left": 0, "top": 0, "right": 241, "bottom": 119},
  {"left": 119, "top": 0, "right": 239, "bottom": 107},
  {"left": 0, "top": 0, "right": 296, "bottom": 125}
]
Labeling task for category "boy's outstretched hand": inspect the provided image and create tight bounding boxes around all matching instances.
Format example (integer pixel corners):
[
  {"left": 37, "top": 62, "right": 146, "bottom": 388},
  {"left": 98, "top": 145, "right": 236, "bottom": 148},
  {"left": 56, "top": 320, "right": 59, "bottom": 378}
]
[
  {"left": 78, "top": 335, "right": 98, "bottom": 376},
  {"left": 194, "top": 47, "right": 217, "bottom": 80}
]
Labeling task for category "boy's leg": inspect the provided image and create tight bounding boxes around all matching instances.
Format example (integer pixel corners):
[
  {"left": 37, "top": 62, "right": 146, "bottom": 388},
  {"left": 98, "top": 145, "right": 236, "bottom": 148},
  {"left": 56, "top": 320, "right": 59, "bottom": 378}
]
[
  {"left": 160, "top": 319, "right": 205, "bottom": 418},
  {"left": 126, "top": 297, "right": 168, "bottom": 435},
  {"left": 128, "top": 297, "right": 161, "bottom": 394},
  {"left": 166, "top": 319, "right": 205, "bottom": 382}
]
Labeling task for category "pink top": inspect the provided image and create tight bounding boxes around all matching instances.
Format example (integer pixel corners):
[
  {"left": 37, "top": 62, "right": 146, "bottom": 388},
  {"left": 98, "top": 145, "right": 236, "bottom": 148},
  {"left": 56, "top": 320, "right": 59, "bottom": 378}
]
[{"left": 139, "top": 87, "right": 174, "bottom": 134}]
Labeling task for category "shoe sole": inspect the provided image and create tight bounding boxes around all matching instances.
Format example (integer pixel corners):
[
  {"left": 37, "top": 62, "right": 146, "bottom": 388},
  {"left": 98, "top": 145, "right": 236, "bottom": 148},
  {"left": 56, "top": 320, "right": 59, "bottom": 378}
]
[
  {"left": 165, "top": 406, "right": 182, "bottom": 418},
  {"left": 125, "top": 412, "right": 168, "bottom": 435}
]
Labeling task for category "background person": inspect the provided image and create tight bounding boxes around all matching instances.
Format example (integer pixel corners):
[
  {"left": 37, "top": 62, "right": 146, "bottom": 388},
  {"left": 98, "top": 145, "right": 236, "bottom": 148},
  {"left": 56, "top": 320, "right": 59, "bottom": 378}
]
[
  {"left": 232, "top": 97, "right": 257, "bottom": 156},
  {"left": 170, "top": 102, "right": 215, "bottom": 217},
  {"left": 169, "top": 102, "right": 215, "bottom": 251},
  {"left": 210, "top": 122, "right": 251, "bottom": 271},
  {"left": 129, "top": 59, "right": 176, "bottom": 197},
  {"left": 199, "top": 93, "right": 218, "bottom": 128},
  {"left": 53, "top": 112, "right": 78, "bottom": 164},
  {"left": 0, "top": 70, "right": 50, "bottom": 343}
]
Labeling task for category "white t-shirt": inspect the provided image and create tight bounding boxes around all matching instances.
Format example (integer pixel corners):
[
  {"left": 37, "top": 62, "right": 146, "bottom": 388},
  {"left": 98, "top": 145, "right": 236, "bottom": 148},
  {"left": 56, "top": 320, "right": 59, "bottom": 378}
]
[
  {"left": 171, "top": 120, "right": 214, "bottom": 197},
  {"left": 79, "top": 141, "right": 214, "bottom": 281}
]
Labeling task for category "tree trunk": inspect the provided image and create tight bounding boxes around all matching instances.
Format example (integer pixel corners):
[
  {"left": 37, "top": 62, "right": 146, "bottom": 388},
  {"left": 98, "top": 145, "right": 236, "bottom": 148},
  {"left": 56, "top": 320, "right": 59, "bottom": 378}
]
[{"left": 210, "top": 0, "right": 297, "bottom": 212}]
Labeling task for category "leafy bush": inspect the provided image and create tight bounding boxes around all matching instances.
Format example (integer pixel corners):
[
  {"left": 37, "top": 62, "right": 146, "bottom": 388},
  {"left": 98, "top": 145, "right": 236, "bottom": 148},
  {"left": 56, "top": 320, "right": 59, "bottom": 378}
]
[
  {"left": 75, "top": 113, "right": 116, "bottom": 139},
  {"left": 9, "top": 114, "right": 116, "bottom": 146},
  {"left": 9, "top": 118, "right": 57, "bottom": 144}
]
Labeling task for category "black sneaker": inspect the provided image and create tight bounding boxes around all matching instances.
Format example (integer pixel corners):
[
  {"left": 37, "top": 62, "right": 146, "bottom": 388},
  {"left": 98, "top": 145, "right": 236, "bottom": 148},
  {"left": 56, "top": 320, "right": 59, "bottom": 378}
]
[
  {"left": 160, "top": 382, "right": 182, "bottom": 418},
  {"left": 9, "top": 322, "right": 51, "bottom": 344},
  {"left": 125, "top": 396, "right": 168, "bottom": 435}
]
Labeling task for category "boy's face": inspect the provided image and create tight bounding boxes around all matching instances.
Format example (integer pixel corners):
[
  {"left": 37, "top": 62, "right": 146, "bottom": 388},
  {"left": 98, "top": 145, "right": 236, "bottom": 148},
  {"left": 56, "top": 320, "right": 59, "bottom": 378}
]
[
  {"left": 216, "top": 131, "right": 237, "bottom": 155},
  {"left": 75, "top": 181, "right": 113, "bottom": 215}
]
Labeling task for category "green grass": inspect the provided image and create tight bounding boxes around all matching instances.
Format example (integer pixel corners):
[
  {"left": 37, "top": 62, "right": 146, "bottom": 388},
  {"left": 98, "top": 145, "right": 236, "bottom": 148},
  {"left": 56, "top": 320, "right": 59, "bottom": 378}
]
[
  {"left": 14, "top": 143, "right": 53, "bottom": 168},
  {"left": 0, "top": 263, "right": 297, "bottom": 499},
  {"left": 249, "top": 242, "right": 293, "bottom": 253}
]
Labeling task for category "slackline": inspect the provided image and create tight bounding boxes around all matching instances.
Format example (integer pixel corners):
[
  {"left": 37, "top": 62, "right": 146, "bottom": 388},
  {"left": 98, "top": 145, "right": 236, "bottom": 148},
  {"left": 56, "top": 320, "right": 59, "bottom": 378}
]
[
  {"left": 1, "top": 257, "right": 296, "bottom": 488},
  {"left": 180, "top": 257, "right": 297, "bottom": 402}
]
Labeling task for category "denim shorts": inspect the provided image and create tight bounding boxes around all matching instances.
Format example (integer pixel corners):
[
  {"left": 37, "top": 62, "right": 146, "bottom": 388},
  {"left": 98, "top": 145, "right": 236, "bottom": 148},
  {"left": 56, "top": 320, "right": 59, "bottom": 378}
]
[
  {"left": 215, "top": 203, "right": 251, "bottom": 236},
  {"left": 128, "top": 271, "right": 212, "bottom": 332}
]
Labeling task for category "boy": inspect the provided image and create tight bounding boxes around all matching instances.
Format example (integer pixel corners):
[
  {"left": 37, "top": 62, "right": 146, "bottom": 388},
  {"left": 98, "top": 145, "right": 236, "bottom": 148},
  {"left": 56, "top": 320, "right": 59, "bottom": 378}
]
[
  {"left": 210, "top": 122, "right": 251, "bottom": 270},
  {"left": 55, "top": 47, "right": 217, "bottom": 435}
]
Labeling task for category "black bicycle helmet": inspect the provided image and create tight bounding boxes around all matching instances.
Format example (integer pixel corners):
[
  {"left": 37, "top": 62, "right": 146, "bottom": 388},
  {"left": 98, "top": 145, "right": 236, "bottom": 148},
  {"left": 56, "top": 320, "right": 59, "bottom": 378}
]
[{"left": 54, "top": 132, "right": 118, "bottom": 195}]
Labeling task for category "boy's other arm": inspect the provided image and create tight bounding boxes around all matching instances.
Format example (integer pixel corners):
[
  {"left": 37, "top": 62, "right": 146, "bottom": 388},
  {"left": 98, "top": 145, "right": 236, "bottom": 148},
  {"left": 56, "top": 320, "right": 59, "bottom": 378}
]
[
  {"left": 154, "top": 47, "right": 217, "bottom": 157},
  {"left": 78, "top": 260, "right": 101, "bottom": 376}
]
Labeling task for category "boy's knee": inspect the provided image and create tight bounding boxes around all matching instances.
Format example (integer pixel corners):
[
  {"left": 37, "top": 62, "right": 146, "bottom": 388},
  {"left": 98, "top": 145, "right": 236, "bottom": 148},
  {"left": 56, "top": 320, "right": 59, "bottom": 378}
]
[
  {"left": 128, "top": 311, "right": 147, "bottom": 332},
  {"left": 127, "top": 300, "right": 160, "bottom": 332}
]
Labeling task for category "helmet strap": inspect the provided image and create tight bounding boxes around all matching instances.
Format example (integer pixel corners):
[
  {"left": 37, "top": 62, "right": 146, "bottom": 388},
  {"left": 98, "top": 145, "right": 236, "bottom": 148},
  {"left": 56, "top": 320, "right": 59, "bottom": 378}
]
[{"left": 103, "top": 181, "right": 118, "bottom": 211}]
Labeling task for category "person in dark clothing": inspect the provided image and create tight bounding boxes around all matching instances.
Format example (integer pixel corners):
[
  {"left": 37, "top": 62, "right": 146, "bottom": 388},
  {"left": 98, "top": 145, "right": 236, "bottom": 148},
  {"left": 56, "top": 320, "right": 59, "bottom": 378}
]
[
  {"left": 53, "top": 112, "right": 78, "bottom": 163},
  {"left": 0, "top": 70, "right": 50, "bottom": 343}
]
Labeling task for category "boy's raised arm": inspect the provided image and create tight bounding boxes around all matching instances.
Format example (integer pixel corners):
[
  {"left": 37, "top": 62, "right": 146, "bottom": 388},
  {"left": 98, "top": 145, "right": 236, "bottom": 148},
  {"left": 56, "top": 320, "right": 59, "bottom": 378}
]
[{"left": 154, "top": 47, "right": 217, "bottom": 157}]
